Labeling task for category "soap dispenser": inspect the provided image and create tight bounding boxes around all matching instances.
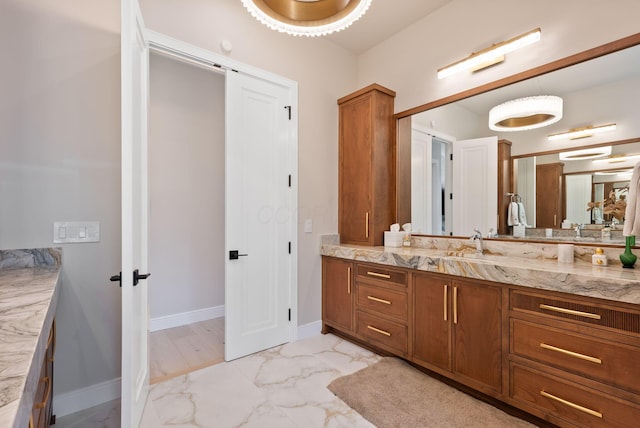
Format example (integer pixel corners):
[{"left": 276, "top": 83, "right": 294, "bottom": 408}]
[{"left": 592, "top": 248, "right": 607, "bottom": 266}]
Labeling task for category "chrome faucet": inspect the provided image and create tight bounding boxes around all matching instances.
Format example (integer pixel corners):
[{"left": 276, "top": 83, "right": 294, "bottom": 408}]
[
  {"left": 574, "top": 224, "right": 584, "bottom": 237},
  {"left": 471, "top": 228, "right": 483, "bottom": 254}
]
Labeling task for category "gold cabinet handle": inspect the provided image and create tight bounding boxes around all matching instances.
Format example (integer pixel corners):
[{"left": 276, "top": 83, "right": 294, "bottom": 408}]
[
  {"left": 367, "top": 271, "right": 391, "bottom": 279},
  {"left": 29, "top": 414, "right": 34, "bottom": 428},
  {"left": 540, "top": 391, "right": 602, "bottom": 418},
  {"left": 367, "top": 325, "right": 391, "bottom": 336},
  {"left": 367, "top": 295, "right": 391, "bottom": 305},
  {"left": 443, "top": 284, "right": 448, "bottom": 321},
  {"left": 540, "top": 343, "right": 602, "bottom": 364},
  {"left": 35, "top": 377, "right": 51, "bottom": 409},
  {"left": 365, "top": 212, "right": 369, "bottom": 238},
  {"left": 539, "top": 304, "right": 601, "bottom": 320},
  {"left": 453, "top": 286, "right": 458, "bottom": 324},
  {"left": 554, "top": 214, "right": 557, "bottom": 226},
  {"left": 347, "top": 266, "right": 351, "bottom": 295}
]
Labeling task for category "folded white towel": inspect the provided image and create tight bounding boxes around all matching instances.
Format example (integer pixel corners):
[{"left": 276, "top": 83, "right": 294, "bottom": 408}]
[
  {"left": 508, "top": 201, "right": 520, "bottom": 226},
  {"left": 517, "top": 202, "right": 528, "bottom": 227},
  {"left": 623, "top": 162, "right": 640, "bottom": 236}
]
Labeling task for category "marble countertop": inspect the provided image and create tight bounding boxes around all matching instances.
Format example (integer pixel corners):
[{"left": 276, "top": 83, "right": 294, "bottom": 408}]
[
  {"left": 321, "top": 242, "right": 640, "bottom": 305},
  {"left": 0, "top": 249, "right": 61, "bottom": 428}
]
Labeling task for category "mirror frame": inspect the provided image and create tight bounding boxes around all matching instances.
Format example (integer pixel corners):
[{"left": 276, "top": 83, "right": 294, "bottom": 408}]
[{"left": 394, "top": 32, "right": 640, "bottom": 246}]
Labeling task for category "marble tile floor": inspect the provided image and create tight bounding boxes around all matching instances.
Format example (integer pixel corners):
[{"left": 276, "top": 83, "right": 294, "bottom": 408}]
[{"left": 56, "top": 333, "right": 535, "bottom": 427}]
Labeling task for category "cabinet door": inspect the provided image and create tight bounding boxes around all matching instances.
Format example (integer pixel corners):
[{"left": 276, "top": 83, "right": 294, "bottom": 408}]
[
  {"left": 413, "top": 273, "right": 451, "bottom": 371},
  {"left": 536, "top": 162, "right": 564, "bottom": 228},
  {"left": 322, "top": 257, "right": 354, "bottom": 332},
  {"left": 452, "top": 278, "right": 502, "bottom": 392},
  {"left": 339, "top": 95, "right": 372, "bottom": 245}
]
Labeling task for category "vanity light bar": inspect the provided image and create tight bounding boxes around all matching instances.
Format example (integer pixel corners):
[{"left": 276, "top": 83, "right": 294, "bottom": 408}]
[
  {"left": 592, "top": 153, "right": 640, "bottom": 164},
  {"left": 548, "top": 123, "right": 616, "bottom": 141},
  {"left": 437, "top": 28, "right": 541, "bottom": 79}
]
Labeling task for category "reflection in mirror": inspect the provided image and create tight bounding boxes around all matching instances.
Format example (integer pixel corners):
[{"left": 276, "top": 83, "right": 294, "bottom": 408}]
[
  {"left": 398, "top": 34, "right": 640, "bottom": 244},
  {"left": 514, "top": 139, "right": 639, "bottom": 229}
]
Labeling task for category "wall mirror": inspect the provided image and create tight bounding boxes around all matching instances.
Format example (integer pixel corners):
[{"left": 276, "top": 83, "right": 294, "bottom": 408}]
[{"left": 395, "top": 33, "right": 640, "bottom": 245}]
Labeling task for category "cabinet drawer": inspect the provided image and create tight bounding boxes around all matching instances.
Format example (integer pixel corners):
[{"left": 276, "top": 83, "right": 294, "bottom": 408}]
[
  {"left": 511, "top": 363, "right": 640, "bottom": 428},
  {"left": 510, "top": 289, "right": 640, "bottom": 334},
  {"left": 356, "top": 311, "right": 407, "bottom": 354},
  {"left": 356, "top": 264, "right": 407, "bottom": 287},
  {"left": 356, "top": 283, "right": 407, "bottom": 321},
  {"left": 511, "top": 319, "right": 640, "bottom": 395}
]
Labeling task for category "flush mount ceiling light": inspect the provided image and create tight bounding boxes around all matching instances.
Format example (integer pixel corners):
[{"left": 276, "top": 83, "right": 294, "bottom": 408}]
[
  {"left": 594, "top": 169, "right": 633, "bottom": 176},
  {"left": 241, "top": 0, "right": 372, "bottom": 37},
  {"left": 437, "top": 28, "right": 541, "bottom": 79},
  {"left": 488, "top": 95, "right": 563, "bottom": 132},
  {"left": 548, "top": 123, "right": 617, "bottom": 141},
  {"left": 558, "top": 146, "right": 612, "bottom": 161}
]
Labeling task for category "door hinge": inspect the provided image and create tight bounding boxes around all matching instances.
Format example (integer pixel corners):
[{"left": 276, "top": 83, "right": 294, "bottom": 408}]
[
  {"left": 288, "top": 241, "right": 292, "bottom": 254},
  {"left": 450, "top": 154, "right": 453, "bottom": 161},
  {"left": 288, "top": 174, "right": 292, "bottom": 187},
  {"left": 450, "top": 193, "right": 453, "bottom": 200},
  {"left": 288, "top": 308, "right": 291, "bottom": 321},
  {"left": 284, "top": 105, "right": 291, "bottom": 120}
]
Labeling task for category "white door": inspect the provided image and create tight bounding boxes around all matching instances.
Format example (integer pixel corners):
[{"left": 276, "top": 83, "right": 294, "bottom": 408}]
[
  {"left": 452, "top": 137, "right": 498, "bottom": 236},
  {"left": 225, "top": 71, "right": 296, "bottom": 361},
  {"left": 411, "top": 128, "right": 432, "bottom": 234},
  {"left": 120, "top": 0, "right": 149, "bottom": 426}
]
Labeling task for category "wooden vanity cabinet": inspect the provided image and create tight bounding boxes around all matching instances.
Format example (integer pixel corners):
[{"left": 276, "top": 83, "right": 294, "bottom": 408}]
[
  {"left": 322, "top": 257, "right": 355, "bottom": 334},
  {"left": 338, "top": 84, "right": 396, "bottom": 246},
  {"left": 413, "top": 272, "right": 503, "bottom": 395},
  {"left": 508, "top": 287, "right": 640, "bottom": 427},
  {"left": 354, "top": 263, "right": 409, "bottom": 356},
  {"left": 32, "top": 319, "right": 55, "bottom": 428}
]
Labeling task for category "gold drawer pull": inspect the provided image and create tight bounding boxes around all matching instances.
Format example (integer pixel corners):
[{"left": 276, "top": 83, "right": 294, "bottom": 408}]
[
  {"left": 540, "top": 391, "right": 602, "bottom": 418},
  {"left": 539, "top": 304, "right": 601, "bottom": 320},
  {"left": 35, "top": 377, "right": 51, "bottom": 409},
  {"left": 367, "top": 271, "right": 391, "bottom": 279},
  {"left": 443, "top": 284, "right": 448, "bottom": 321},
  {"left": 540, "top": 343, "right": 602, "bottom": 364},
  {"left": 453, "top": 286, "right": 458, "bottom": 324},
  {"left": 347, "top": 266, "right": 351, "bottom": 294},
  {"left": 365, "top": 212, "right": 369, "bottom": 238},
  {"left": 367, "top": 325, "right": 391, "bottom": 336},
  {"left": 367, "top": 295, "right": 391, "bottom": 305}
]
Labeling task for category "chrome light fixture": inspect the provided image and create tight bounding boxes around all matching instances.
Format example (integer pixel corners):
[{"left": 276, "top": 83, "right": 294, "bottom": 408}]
[
  {"left": 241, "top": 0, "right": 372, "bottom": 37},
  {"left": 548, "top": 123, "right": 617, "bottom": 141},
  {"left": 559, "top": 146, "right": 612, "bottom": 161},
  {"left": 488, "top": 95, "right": 563, "bottom": 132},
  {"left": 437, "top": 28, "right": 541, "bottom": 79}
]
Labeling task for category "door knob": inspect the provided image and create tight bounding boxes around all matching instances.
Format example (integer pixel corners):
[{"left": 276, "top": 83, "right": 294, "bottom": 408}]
[
  {"left": 133, "top": 269, "right": 151, "bottom": 286},
  {"left": 229, "top": 250, "right": 248, "bottom": 260}
]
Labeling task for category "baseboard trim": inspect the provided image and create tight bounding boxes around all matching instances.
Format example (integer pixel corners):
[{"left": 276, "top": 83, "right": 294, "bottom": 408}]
[
  {"left": 150, "top": 305, "right": 224, "bottom": 332},
  {"left": 297, "top": 320, "right": 322, "bottom": 340},
  {"left": 54, "top": 377, "right": 121, "bottom": 418}
]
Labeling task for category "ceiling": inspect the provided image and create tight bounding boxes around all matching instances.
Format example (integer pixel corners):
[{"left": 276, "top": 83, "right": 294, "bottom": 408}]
[{"left": 325, "top": 0, "right": 452, "bottom": 54}]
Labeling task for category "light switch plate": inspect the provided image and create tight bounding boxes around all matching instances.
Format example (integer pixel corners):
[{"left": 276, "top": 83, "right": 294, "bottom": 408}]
[
  {"left": 304, "top": 218, "right": 313, "bottom": 233},
  {"left": 53, "top": 221, "right": 100, "bottom": 243}
]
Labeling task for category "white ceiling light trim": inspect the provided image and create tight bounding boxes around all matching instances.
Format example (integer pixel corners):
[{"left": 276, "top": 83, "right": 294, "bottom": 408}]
[
  {"left": 489, "top": 95, "right": 563, "bottom": 132},
  {"left": 548, "top": 123, "right": 617, "bottom": 141},
  {"left": 437, "top": 28, "right": 541, "bottom": 79},
  {"left": 559, "top": 146, "right": 612, "bottom": 161},
  {"left": 241, "top": 0, "right": 373, "bottom": 37}
]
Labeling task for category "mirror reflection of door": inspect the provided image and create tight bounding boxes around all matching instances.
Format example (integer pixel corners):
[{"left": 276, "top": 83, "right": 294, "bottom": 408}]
[
  {"left": 536, "top": 162, "right": 564, "bottom": 228},
  {"left": 411, "top": 125, "right": 452, "bottom": 235}
]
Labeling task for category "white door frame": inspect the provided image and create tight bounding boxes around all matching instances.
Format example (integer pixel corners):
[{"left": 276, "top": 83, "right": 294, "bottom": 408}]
[{"left": 145, "top": 29, "right": 299, "bottom": 342}]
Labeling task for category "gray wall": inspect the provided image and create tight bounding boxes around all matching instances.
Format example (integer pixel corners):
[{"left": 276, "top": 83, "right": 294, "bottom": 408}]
[
  {"left": 149, "top": 54, "right": 225, "bottom": 320},
  {"left": 1, "top": 0, "right": 122, "bottom": 397}
]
